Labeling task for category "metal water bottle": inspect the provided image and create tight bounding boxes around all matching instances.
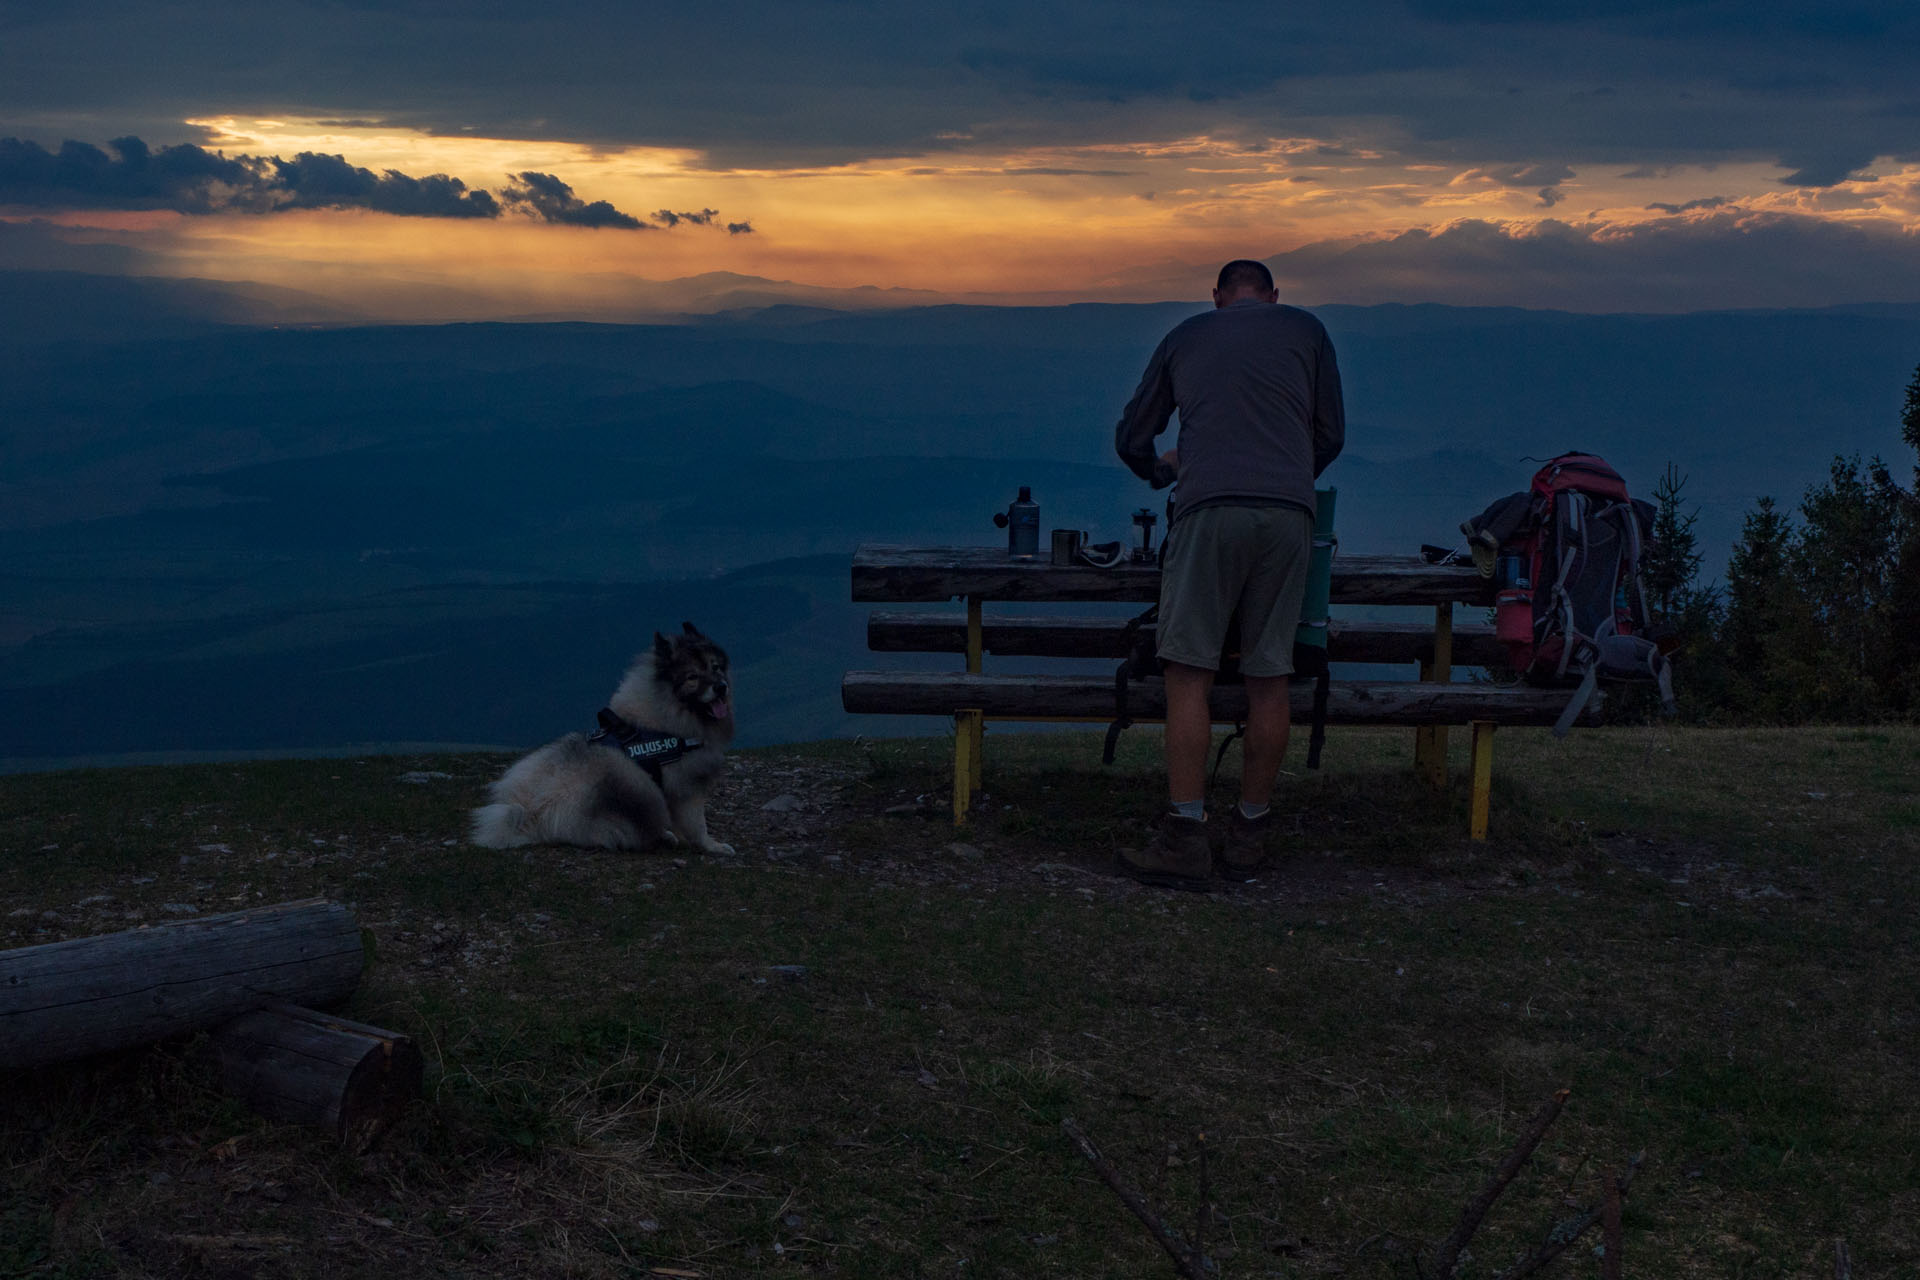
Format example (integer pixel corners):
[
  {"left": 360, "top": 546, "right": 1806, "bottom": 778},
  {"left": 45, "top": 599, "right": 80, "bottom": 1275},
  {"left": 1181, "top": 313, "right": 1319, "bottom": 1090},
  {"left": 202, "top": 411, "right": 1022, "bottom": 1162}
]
[{"left": 993, "top": 486, "right": 1041, "bottom": 559}]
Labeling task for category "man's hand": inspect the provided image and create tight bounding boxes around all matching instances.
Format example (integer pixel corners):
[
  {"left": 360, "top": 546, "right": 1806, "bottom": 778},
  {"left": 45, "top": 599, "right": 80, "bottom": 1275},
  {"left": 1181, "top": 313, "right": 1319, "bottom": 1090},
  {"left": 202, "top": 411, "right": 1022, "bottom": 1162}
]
[{"left": 1151, "top": 448, "right": 1178, "bottom": 489}]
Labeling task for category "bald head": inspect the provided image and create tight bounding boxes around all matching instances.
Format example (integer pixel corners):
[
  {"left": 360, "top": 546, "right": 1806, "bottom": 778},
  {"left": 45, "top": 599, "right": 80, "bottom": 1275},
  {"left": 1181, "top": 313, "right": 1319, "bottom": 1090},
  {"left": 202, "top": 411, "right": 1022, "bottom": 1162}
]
[{"left": 1212, "top": 258, "right": 1277, "bottom": 308}]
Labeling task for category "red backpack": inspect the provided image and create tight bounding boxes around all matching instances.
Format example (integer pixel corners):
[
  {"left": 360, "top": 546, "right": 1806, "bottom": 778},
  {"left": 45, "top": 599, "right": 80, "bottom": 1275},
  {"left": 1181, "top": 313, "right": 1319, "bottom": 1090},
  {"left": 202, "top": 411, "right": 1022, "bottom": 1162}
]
[{"left": 1481, "top": 453, "right": 1674, "bottom": 733}]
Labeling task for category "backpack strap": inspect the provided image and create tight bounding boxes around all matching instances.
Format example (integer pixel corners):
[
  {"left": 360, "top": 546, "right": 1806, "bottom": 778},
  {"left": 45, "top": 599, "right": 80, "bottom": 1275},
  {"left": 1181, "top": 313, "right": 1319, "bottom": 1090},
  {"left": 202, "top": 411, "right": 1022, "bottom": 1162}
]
[
  {"left": 1209, "top": 722, "right": 1246, "bottom": 790},
  {"left": 1101, "top": 664, "right": 1133, "bottom": 765},
  {"left": 1306, "top": 666, "right": 1331, "bottom": 769},
  {"left": 1552, "top": 665, "right": 1601, "bottom": 738},
  {"left": 1551, "top": 492, "right": 1587, "bottom": 678}
]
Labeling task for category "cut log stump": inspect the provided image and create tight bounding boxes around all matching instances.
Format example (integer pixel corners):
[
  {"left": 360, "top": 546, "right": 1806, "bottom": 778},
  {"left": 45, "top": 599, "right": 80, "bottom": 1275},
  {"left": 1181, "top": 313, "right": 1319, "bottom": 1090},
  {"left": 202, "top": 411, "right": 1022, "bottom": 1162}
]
[
  {"left": 209, "top": 1002, "right": 422, "bottom": 1149},
  {"left": 0, "top": 898, "right": 363, "bottom": 1072}
]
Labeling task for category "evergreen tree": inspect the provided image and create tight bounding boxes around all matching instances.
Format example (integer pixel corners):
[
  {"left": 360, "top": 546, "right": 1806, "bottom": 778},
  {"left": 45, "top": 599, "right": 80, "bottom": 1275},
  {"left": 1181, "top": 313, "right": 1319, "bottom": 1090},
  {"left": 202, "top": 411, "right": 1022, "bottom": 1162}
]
[
  {"left": 1792, "top": 454, "right": 1903, "bottom": 716},
  {"left": 1721, "top": 496, "right": 1819, "bottom": 720},
  {"left": 1641, "top": 463, "right": 1726, "bottom": 717},
  {"left": 1904, "top": 361, "right": 1920, "bottom": 460},
  {"left": 1889, "top": 361, "right": 1920, "bottom": 710},
  {"left": 1643, "top": 463, "right": 1703, "bottom": 623}
]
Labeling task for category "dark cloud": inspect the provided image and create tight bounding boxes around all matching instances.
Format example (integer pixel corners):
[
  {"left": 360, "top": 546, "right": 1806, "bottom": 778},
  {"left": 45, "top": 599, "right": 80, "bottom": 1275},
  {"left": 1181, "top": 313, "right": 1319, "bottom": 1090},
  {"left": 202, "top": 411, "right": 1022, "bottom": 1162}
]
[
  {"left": 2, "top": 1, "right": 1916, "bottom": 180},
  {"left": 651, "top": 207, "right": 717, "bottom": 228},
  {"left": 1265, "top": 211, "right": 1920, "bottom": 311},
  {"left": 0, "top": 134, "right": 496, "bottom": 217},
  {"left": 1776, "top": 149, "right": 1875, "bottom": 187},
  {"left": 493, "top": 189, "right": 746, "bottom": 234},
  {"left": 270, "top": 151, "right": 498, "bottom": 217},
  {"left": 0, "top": 135, "right": 260, "bottom": 212},
  {"left": 0, "top": 136, "right": 746, "bottom": 232},
  {"left": 1646, "top": 195, "right": 1732, "bottom": 213},
  {"left": 499, "top": 170, "right": 644, "bottom": 228},
  {"left": 726, "top": 221, "right": 753, "bottom": 235}
]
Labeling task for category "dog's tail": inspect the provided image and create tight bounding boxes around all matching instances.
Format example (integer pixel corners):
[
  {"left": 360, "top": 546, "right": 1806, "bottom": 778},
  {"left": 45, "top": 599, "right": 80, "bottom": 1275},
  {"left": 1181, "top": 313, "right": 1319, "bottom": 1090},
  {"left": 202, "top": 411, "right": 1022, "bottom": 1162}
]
[{"left": 469, "top": 802, "right": 535, "bottom": 848}]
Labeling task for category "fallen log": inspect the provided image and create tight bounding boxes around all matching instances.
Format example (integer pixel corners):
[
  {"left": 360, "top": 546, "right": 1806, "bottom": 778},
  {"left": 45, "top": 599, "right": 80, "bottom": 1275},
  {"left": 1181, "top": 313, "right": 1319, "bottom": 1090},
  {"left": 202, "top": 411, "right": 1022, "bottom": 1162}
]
[
  {"left": 208, "top": 1002, "right": 422, "bottom": 1148},
  {"left": 842, "top": 671, "right": 1603, "bottom": 727},
  {"left": 0, "top": 899, "right": 363, "bottom": 1072}
]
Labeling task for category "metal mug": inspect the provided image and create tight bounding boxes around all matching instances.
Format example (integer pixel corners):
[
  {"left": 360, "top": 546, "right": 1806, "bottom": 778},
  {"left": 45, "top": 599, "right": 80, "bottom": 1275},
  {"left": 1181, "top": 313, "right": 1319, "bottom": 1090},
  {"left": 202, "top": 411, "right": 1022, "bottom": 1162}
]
[{"left": 1051, "top": 528, "right": 1086, "bottom": 565}]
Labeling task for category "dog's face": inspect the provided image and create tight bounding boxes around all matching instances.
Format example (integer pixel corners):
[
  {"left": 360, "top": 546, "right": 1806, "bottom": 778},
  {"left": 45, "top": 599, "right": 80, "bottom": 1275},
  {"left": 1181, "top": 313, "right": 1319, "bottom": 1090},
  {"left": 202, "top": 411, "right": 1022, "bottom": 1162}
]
[{"left": 654, "top": 622, "right": 732, "bottom": 725}]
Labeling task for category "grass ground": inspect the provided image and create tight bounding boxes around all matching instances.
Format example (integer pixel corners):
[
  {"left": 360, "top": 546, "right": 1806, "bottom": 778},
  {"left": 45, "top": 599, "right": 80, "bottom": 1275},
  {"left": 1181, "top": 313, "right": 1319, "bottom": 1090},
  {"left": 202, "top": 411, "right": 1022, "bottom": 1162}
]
[{"left": 3, "top": 723, "right": 1918, "bottom": 1278}]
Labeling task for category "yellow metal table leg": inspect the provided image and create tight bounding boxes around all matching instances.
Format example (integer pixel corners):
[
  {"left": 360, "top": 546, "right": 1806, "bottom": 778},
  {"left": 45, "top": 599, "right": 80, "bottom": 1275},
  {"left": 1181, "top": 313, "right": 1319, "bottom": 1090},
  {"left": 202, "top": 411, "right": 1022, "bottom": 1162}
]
[
  {"left": 953, "top": 596, "right": 983, "bottom": 823},
  {"left": 1416, "top": 604, "right": 1455, "bottom": 790},
  {"left": 1414, "top": 662, "right": 1434, "bottom": 778},
  {"left": 1470, "top": 720, "right": 1495, "bottom": 840},
  {"left": 953, "top": 712, "right": 974, "bottom": 825}
]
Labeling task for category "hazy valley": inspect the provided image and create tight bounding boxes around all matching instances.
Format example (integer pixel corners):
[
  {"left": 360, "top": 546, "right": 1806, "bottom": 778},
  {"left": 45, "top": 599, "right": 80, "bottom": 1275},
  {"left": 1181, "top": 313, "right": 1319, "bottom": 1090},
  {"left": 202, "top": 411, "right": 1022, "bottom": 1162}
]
[{"left": 5, "top": 269, "right": 1917, "bottom": 767}]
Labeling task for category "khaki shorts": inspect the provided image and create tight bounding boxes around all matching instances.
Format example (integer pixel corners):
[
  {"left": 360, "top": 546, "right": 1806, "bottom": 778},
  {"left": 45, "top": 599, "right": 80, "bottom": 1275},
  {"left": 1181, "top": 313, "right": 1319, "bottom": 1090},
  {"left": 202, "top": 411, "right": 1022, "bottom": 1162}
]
[{"left": 1156, "top": 504, "right": 1313, "bottom": 678}]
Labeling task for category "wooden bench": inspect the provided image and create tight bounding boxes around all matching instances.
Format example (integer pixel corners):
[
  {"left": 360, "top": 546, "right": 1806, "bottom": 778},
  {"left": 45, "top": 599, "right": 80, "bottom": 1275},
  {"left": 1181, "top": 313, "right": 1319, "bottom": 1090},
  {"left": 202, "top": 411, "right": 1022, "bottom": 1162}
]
[{"left": 842, "top": 545, "right": 1602, "bottom": 838}]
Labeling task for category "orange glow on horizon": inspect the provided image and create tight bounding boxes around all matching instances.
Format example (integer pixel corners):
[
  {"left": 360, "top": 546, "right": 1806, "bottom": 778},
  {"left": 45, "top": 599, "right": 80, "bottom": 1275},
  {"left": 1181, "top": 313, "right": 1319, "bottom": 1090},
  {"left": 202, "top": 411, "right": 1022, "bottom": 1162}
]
[{"left": 14, "top": 116, "right": 1917, "bottom": 316}]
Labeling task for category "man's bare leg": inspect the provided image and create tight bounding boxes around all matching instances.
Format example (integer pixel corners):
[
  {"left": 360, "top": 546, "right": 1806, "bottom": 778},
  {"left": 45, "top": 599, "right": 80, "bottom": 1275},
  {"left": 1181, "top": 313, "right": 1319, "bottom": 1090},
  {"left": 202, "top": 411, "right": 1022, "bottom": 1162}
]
[
  {"left": 1239, "top": 674, "right": 1292, "bottom": 809},
  {"left": 1162, "top": 660, "right": 1216, "bottom": 808}
]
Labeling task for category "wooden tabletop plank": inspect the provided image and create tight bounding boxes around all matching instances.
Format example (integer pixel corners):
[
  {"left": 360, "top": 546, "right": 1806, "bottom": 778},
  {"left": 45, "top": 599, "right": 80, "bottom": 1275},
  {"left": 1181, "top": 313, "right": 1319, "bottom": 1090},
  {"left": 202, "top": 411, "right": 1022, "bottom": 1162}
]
[{"left": 851, "top": 544, "right": 1492, "bottom": 605}]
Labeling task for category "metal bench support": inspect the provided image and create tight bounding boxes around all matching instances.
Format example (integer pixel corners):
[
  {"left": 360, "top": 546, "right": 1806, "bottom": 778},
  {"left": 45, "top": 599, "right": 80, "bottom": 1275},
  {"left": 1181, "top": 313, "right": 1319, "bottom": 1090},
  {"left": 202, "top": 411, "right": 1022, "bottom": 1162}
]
[
  {"left": 955, "top": 596, "right": 985, "bottom": 823},
  {"left": 1470, "top": 720, "right": 1496, "bottom": 840},
  {"left": 1414, "top": 604, "right": 1454, "bottom": 788}
]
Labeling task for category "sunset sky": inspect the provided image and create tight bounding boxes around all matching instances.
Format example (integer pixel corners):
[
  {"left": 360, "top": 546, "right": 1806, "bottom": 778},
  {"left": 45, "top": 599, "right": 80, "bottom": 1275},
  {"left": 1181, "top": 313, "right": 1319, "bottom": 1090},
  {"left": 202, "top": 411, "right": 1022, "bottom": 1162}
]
[{"left": 5, "top": 1, "right": 1920, "bottom": 316}]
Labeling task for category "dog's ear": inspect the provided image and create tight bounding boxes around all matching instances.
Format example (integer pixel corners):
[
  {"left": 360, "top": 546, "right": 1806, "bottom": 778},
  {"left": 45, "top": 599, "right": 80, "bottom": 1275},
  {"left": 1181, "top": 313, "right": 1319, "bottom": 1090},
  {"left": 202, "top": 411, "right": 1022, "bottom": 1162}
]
[
  {"left": 681, "top": 620, "right": 702, "bottom": 638},
  {"left": 653, "top": 632, "right": 674, "bottom": 665}
]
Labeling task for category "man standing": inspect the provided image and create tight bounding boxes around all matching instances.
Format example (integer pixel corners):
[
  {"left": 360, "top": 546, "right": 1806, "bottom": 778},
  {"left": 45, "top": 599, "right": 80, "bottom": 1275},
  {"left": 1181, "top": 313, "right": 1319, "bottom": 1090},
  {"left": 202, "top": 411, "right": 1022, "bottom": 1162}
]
[{"left": 1112, "top": 259, "right": 1345, "bottom": 889}]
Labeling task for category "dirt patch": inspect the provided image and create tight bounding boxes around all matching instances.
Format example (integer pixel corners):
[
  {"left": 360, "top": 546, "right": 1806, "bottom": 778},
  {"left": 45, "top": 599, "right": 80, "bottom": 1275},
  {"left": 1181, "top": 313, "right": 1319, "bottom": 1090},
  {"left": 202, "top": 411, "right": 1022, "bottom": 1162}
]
[{"left": 705, "top": 753, "right": 1558, "bottom": 914}]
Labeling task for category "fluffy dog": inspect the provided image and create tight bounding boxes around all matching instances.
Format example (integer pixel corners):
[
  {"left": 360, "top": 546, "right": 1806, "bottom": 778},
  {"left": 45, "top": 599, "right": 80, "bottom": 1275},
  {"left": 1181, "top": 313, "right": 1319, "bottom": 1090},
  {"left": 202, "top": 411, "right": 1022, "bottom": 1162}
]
[{"left": 470, "top": 623, "right": 736, "bottom": 853}]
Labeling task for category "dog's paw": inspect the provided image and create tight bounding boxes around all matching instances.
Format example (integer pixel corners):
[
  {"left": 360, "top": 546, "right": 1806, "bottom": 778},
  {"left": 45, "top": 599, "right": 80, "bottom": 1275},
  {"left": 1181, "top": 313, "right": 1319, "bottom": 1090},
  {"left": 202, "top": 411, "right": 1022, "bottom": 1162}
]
[
  {"left": 701, "top": 840, "right": 737, "bottom": 856},
  {"left": 656, "top": 830, "right": 682, "bottom": 847}
]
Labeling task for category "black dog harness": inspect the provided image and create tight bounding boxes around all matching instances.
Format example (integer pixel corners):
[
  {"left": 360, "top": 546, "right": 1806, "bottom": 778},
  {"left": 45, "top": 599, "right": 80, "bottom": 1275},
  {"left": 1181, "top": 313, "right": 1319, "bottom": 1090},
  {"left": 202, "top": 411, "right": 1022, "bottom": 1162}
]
[{"left": 588, "top": 708, "right": 703, "bottom": 786}]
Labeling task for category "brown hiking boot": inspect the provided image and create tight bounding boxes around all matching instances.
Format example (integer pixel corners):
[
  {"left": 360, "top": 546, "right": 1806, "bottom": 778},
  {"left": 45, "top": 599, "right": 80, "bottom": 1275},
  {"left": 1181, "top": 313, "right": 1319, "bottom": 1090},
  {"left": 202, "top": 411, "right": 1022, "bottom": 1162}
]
[
  {"left": 1218, "top": 807, "right": 1275, "bottom": 882},
  {"left": 1119, "top": 813, "right": 1214, "bottom": 892}
]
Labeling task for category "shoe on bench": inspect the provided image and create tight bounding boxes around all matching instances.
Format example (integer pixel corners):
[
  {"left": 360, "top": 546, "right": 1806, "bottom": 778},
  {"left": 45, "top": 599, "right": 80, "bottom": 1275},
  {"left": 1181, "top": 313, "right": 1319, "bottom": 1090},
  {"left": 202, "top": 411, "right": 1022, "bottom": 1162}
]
[
  {"left": 1119, "top": 814, "right": 1214, "bottom": 892},
  {"left": 1218, "top": 807, "right": 1275, "bottom": 882}
]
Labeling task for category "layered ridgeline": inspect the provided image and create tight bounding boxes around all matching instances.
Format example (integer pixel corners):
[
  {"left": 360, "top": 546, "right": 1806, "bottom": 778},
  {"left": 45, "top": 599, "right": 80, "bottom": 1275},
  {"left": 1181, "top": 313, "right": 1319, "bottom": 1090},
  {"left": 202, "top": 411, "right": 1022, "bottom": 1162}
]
[{"left": 4, "top": 270, "right": 1917, "bottom": 765}]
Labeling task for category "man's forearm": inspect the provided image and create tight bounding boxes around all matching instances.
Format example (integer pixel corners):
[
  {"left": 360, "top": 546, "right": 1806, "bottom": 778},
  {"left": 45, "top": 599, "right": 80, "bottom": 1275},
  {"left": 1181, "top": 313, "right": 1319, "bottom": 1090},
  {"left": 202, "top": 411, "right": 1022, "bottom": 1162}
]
[
  {"left": 1312, "top": 341, "right": 1346, "bottom": 476},
  {"left": 1115, "top": 343, "right": 1176, "bottom": 485}
]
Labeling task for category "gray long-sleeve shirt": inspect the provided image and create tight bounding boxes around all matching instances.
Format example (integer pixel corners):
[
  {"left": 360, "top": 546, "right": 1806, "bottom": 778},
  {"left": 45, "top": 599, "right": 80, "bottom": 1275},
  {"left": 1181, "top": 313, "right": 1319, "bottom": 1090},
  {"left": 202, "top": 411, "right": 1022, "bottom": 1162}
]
[{"left": 1113, "top": 299, "right": 1345, "bottom": 519}]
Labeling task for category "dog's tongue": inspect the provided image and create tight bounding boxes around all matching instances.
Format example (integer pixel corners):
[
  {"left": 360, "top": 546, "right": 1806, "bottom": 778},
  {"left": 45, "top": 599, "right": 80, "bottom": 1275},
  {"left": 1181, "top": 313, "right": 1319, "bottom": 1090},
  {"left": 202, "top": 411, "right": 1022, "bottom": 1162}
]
[{"left": 709, "top": 698, "right": 732, "bottom": 721}]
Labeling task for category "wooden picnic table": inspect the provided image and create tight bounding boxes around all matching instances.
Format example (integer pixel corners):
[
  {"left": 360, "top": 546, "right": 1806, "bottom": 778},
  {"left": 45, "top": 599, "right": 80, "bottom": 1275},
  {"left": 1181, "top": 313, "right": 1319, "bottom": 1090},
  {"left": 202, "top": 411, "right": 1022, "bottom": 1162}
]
[
  {"left": 845, "top": 544, "right": 1576, "bottom": 840},
  {"left": 852, "top": 545, "right": 1494, "bottom": 606}
]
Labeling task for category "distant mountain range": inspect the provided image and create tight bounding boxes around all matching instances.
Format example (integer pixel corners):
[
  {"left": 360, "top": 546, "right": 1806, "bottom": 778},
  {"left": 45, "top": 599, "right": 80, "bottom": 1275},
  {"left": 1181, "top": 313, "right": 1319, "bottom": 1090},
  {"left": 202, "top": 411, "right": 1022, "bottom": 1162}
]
[{"left": 4, "top": 268, "right": 1916, "bottom": 767}]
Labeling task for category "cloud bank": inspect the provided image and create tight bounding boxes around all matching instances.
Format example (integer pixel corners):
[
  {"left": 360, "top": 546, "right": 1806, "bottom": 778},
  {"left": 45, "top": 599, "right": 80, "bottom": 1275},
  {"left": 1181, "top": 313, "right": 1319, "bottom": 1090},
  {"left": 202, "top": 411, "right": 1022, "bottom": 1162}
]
[
  {"left": 3, "top": 2, "right": 1915, "bottom": 183},
  {"left": 1265, "top": 210, "right": 1920, "bottom": 312},
  {"left": 0, "top": 137, "right": 746, "bottom": 232},
  {"left": 499, "top": 170, "right": 641, "bottom": 227}
]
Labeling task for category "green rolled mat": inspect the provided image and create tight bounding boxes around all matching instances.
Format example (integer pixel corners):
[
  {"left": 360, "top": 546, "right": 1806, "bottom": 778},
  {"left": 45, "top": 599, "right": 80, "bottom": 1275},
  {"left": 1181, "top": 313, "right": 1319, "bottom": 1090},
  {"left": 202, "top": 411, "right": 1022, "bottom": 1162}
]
[{"left": 1295, "top": 487, "right": 1337, "bottom": 651}]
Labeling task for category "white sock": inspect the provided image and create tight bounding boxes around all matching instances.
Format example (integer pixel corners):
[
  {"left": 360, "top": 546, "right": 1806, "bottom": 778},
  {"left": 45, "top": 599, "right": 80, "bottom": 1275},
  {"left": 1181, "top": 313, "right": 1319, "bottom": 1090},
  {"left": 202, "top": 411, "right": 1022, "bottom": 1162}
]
[{"left": 1238, "top": 801, "right": 1270, "bottom": 820}]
